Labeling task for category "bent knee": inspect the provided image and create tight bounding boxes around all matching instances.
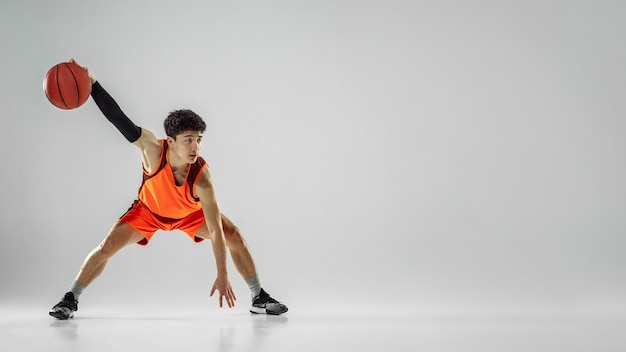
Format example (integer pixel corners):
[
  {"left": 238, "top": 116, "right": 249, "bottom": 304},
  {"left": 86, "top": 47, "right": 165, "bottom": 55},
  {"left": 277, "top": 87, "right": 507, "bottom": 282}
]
[
  {"left": 96, "top": 240, "right": 118, "bottom": 258},
  {"left": 224, "top": 226, "right": 245, "bottom": 248},
  {"left": 97, "top": 232, "right": 136, "bottom": 257}
]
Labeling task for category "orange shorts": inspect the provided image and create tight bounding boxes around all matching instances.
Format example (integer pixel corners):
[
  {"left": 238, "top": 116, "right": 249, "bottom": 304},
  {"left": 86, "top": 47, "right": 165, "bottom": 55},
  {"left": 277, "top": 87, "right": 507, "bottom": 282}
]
[{"left": 120, "top": 200, "right": 205, "bottom": 246}]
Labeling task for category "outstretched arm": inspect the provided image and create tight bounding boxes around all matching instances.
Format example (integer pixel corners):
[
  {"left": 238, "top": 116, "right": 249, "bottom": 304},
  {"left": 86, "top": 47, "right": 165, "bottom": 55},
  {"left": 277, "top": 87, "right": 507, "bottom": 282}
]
[
  {"left": 195, "top": 168, "right": 236, "bottom": 308},
  {"left": 90, "top": 82, "right": 142, "bottom": 143},
  {"left": 70, "top": 58, "right": 142, "bottom": 143},
  {"left": 70, "top": 59, "right": 161, "bottom": 168}
]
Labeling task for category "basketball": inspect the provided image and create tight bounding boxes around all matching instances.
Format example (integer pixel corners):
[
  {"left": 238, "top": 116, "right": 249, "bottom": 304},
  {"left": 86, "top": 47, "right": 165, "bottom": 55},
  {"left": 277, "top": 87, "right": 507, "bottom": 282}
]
[{"left": 43, "top": 62, "right": 92, "bottom": 109}]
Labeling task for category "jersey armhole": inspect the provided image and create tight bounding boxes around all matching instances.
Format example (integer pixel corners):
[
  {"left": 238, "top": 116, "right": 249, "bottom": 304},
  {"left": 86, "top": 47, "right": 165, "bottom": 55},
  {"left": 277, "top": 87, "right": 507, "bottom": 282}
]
[{"left": 188, "top": 159, "right": 209, "bottom": 202}]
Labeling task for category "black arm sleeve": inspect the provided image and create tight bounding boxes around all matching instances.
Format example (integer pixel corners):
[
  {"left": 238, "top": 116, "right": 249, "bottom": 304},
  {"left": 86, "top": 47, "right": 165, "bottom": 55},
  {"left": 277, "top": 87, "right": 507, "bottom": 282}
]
[{"left": 90, "top": 81, "right": 142, "bottom": 143}]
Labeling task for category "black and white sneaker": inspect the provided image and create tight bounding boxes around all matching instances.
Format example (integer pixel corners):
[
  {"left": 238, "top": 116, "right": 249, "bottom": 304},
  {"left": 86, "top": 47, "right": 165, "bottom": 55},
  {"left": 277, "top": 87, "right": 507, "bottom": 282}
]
[
  {"left": 49, "top": 292, "right": 78, "bottom": 320},
  {"left": 250, "top": 288, "right": 288, "bottom": 315}
]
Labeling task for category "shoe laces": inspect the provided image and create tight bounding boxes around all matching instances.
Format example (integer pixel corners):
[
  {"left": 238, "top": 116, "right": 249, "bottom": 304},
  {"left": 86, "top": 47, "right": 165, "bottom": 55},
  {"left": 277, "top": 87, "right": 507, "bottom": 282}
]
[{"left": 254, "top": 289, "right": 279, "bottom": 304}]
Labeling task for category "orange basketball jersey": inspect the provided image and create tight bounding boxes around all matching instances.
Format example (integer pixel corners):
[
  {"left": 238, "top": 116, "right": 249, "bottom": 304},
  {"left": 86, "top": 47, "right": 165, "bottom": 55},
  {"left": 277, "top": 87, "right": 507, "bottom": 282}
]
[{"left": 138, "top": 139, "right": 208, "bottom": 219}]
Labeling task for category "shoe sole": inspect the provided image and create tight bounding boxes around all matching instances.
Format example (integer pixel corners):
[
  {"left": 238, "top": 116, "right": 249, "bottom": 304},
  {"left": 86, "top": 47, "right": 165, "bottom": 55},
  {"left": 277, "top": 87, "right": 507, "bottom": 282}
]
[
  {"left": 49, "top": 309, "right": 74, "bottom": 320},
  {"left": 250, "top": 306, "right": 288, "bottom": 315}
]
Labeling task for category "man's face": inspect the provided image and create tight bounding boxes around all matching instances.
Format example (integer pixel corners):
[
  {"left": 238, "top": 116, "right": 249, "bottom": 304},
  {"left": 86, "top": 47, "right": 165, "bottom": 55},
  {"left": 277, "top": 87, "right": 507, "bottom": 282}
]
[{"left": 168, "top": 130, "right": 203, "bottom": 164}]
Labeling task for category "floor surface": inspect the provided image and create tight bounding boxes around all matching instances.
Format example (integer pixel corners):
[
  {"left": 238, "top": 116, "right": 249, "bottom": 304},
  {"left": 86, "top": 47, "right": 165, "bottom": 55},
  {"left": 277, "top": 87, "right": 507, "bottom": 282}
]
[{"left": 1, "top": 305, "right": 625, "bottom": 352}]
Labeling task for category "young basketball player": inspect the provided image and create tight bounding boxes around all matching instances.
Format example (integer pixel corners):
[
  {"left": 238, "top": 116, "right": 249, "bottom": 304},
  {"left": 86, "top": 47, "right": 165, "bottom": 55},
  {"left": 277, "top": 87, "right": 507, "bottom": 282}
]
[{"left": 49, "top": 59, "right": 287, "bottom": 319}]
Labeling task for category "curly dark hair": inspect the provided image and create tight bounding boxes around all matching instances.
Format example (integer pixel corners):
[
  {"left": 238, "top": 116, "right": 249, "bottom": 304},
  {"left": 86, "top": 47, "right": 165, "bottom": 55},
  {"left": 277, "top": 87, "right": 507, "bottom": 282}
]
[{"left": 163, "top": 109, "right": 207, "bottom": 139}]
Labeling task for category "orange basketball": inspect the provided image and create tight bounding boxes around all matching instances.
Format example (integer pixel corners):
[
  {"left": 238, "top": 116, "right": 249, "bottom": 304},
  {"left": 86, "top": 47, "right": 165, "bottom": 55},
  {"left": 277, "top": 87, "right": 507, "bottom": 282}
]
[{"left": 43, "top": 62, "right": 92, "bottom": 109}]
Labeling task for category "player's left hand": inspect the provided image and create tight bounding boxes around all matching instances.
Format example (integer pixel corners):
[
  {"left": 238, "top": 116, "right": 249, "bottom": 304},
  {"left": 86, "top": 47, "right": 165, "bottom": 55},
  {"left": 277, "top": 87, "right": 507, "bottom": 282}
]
[
  {"left": 68, "top": 58, "right": 96, "bottom": 84},
  {"left": 210, "top": 275, "right": 237, "bottom": 308}
]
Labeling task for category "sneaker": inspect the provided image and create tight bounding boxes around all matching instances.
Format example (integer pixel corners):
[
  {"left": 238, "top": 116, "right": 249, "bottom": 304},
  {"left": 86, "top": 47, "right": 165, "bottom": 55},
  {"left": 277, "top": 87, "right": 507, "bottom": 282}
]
[
  {"left": 250, "top": 288, "right": 288, "bottom": 315},
  {"left": 49, "top": 292, "right": 78, "bottom": 320}
]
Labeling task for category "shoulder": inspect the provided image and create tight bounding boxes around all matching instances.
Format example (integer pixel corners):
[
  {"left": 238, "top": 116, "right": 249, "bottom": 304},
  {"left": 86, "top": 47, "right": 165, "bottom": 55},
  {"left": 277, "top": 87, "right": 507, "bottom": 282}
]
[
  {"left": 133, "top": 128, "right": 161, "bottom": 152},
  {"left": 194, "top": 167, "right": 217, "bottom": 202},
  {"left": 135, "top": 128, "right": 163, "bottom": 159},
  {"left": 133, "top": 128, "right": 164, "bottom": 174},
  {"left": 195, "top": 166, "right": 213, "bottom": 189},
  {"left": 188, "top": 157, "right": 209, "bottom": 186}
]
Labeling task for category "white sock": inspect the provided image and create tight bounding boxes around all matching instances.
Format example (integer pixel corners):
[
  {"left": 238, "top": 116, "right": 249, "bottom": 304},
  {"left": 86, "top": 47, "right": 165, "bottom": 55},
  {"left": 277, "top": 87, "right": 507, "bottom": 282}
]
[
  {"left": 70, "top": 281, "right": 86, "bottom": 301},
  {"left": 245, "top": 276, "right": 262, "bottom": 298}
]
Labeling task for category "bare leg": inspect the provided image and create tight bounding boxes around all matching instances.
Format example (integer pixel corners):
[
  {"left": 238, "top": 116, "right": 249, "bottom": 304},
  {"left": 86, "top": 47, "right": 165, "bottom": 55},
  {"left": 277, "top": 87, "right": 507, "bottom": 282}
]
[
  {"left": 75, "top": 221, "right": 145, "bottom": 286},
  {"left": 222, "top": 214, "right": 258, "bottom": 279},
  {"left": 196, "top": 215, "right": 288, "bottom": 314},
  {"left": 196, "top": 214, "right": 258, "bottom": 280}
]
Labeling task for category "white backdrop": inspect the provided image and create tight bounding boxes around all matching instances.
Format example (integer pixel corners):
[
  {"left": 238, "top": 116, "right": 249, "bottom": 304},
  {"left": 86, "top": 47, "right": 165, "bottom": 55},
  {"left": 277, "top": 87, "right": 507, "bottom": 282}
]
[{"left": 1, "top": 0, "right": 625, "bottom": 316}]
